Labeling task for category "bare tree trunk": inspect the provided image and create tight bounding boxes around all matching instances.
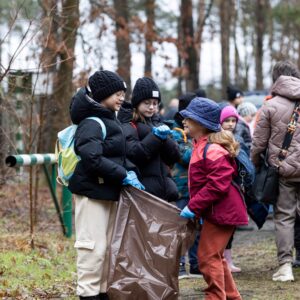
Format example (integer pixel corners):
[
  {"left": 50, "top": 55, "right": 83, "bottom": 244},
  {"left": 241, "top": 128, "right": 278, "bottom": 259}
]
[
  {"left": 39, "top": 0, "right": 59, "bottom": 151},
  {"left": 144, "top": 0, "right": 155, "bottom": 78},
  {"left": 220, "top": 0, "right": 233, "bottom": 98},
  {"left": 113, "top": 0, "right": 131, "bottom": 96},
  {"left": 232, "top": 4, "right": 240, "bottom": 86},
  {"left": 255, "top": 0, "right": 267, "bottom": 90},
  {"left": 196, "top": 0, "right": 214, "bottom": 87},
  {"left": 33, "top": 0, "right": 60, "bottom": 224},
  {"left": 39, "top": 0, "right": 79, "bottom": 151},
  {"left": 177, "top": 15, "right": 183, "bottom": 96},
  {"left": 180, "top": 0, "right": 198, "bottom": 92},
  {"left": 55, "top": 0, "right": 80, "bottom": 125}
]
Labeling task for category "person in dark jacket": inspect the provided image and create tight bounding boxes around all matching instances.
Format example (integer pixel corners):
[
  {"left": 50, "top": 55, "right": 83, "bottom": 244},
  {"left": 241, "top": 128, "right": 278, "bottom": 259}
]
[
  {"left": 226, "top": 85, "right": 252, "bottom": 150},
  {"left": 234, "top": 118, "right": 252, "bottom": 151},
  {"left": 169, "top": 92, "right": 201, "bottom": 278},
  {"left": 227, "top": 85, "right": 243, "bottom": 108},
  {"left": 69, "top": 70, "right": 144, "bottom": 300},
  {"left": 118, "top": 77, "right": 180, "bottom": 202},
  {"left": 219, "top": 105, "right": 243, "bottom": 273}
]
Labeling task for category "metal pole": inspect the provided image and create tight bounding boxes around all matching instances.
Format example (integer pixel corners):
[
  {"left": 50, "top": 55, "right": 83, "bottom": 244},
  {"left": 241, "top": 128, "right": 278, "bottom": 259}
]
[
  {"left": 51, "top": 164, "right": 57, "bottom": 192},
  {"left": 62, "top": 187, "right": 73, "bottom": 238},
  {"left": 43, "top": 164, "right": 66, "bottom": 236},
  {"left": 6, "top": 153, "right": 72, "bottom": 237}
]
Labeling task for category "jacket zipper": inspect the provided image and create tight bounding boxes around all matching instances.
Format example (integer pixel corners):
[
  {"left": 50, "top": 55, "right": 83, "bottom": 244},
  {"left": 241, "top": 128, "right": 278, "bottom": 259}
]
[{"left": 117, "top": 118, "right": 127, "bottom": 167}]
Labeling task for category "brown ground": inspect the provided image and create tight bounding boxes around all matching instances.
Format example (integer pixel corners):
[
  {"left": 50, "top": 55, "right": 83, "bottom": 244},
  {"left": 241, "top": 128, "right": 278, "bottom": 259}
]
[
  {"left": 179, "top": 219, "right": 300, "bottom": 300},
  {"left": 1, "top": 181, "right": 299, "bottom": 299}
]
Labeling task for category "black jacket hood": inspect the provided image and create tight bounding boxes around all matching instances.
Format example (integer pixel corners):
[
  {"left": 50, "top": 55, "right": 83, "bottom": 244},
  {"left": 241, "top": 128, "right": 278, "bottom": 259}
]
[
  {"left": 70, "top": 87, "right": 116, "bottom": 124},
  {"left": 118, "top": 101, "right": 134, "bottom": 123}
]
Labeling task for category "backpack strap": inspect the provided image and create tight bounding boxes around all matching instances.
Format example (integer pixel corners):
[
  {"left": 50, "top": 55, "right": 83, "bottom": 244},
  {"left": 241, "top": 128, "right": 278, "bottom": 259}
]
[
  {"left": 130, "top": 121, "right": 138, "bottom": 130},
  {"left": 86, "top": 117, "right": 107, "bottom": 139},
  {"left": 278, "top": 101, "right": 300, "bottom": 161},
  {"left": 203, "top": 143, "right": 211, "bottom": 160}
]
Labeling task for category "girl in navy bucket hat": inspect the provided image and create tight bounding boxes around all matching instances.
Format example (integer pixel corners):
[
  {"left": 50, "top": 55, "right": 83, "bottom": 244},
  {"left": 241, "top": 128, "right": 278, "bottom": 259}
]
[{"left": 179, "top": 97, "right": 247, "bottom": 300}]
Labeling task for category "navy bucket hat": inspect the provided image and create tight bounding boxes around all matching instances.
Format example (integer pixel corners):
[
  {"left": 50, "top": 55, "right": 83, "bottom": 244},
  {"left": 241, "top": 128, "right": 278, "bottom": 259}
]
[{"left": 179, "top": 97, "right": 221, "bottom": 132}]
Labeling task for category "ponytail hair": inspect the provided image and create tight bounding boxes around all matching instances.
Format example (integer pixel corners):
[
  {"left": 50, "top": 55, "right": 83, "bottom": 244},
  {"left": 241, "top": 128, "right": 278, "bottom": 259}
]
[
  {"left": 208, "top": 130, "right": 240, "bottom": 157},
  {"left": 132, "top": 108, "right": 146, "bottom": 123}
]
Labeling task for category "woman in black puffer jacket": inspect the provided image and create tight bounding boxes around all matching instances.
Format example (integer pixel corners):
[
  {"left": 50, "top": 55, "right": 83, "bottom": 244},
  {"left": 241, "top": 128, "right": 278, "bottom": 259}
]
[{"left": 118, "top": 77, "right": 180, "bottom": 202}]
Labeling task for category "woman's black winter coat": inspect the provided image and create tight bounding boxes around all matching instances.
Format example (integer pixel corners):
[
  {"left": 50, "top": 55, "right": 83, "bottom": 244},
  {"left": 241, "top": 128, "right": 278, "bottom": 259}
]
[
  {"left": 68, "top": 88, "right": 136, "bottom": 201},
  {"left": 118, "top": 101, "right": 180, "bottom": 202}
]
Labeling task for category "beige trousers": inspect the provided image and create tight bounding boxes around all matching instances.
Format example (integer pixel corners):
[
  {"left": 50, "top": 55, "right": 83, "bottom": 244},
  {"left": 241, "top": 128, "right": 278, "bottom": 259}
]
[
  {"left": 74, "top": 195, "right": 117, "bottom": 297},
  {"left": 274, "top": 178, "right": 300, "bottom": 265}
]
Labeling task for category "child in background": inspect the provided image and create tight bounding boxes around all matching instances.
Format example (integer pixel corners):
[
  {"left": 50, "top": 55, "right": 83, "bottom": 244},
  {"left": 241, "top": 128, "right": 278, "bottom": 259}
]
[
  {"left": 219, "top": 105, "right": 243, "bottom": 273},
  {"left": 237, "top": 102, "right": 258, "bottom": 136},
  {"left": 171, "top": 92, "right": 201, "bottom": 279},
  {"left": 179, "top": 97, "right": 247, "bottom": 299}
]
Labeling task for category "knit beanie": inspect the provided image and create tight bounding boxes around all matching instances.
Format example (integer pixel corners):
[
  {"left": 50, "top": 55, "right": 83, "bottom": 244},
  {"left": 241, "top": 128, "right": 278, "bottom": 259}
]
[
  {"left": 173, "top": 92, "right": 196, "bottom": 127},
  {"left": 178, "top": 92, "right": 197, "bottom": 112},
  {"left": 194, "top": 88, "right": 207, "bottom": 98},
  {"left": 237, "top": 102, "right": 258, "bottom": 117},
  {"left": 227, "top": 85, "right": 243, "bottom": 101},
  {"left": 131, "top": 77, "right": 161, "bottom": 108},
  {"left": 220, "top": 105, "right": 239, "bottom": 124},
  {"left": 88, "top": 70, "right": 127, "bottom": 102}
]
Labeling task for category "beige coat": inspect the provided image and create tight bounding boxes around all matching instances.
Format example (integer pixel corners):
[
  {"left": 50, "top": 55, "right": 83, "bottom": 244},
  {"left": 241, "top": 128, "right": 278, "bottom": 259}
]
[{"left": 251, "top": 75, "right": 300, "bottom": 181}]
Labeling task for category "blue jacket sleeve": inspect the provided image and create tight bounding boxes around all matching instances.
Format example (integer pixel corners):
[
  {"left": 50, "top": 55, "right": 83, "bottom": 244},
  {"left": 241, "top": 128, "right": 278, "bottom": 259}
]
[{"left": 171, "top": 129, "right": 192, "bottom": 166}]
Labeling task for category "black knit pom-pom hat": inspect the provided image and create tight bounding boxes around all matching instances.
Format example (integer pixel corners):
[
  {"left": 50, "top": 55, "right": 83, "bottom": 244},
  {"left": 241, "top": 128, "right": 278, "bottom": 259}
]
[
  {"left": 88, "top": 70, "right": 127, "bottom": 102},
  {"left": 131, "top": 77, "right": 161, "bottom": 108}
]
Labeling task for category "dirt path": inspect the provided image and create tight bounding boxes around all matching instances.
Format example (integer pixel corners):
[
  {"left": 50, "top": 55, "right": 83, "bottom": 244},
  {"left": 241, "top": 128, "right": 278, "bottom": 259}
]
[
  {"left": 179, "top": 219, "right": 300, "bottom": 300},
  {"left": 1, "top": 184, "right": 300, "bottom": 299}
]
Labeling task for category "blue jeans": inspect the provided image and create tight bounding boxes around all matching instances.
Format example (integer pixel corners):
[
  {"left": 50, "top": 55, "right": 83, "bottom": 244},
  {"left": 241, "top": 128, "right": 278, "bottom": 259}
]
[{"left": 177, "top": 198, "right": 200, "bottom": 268}]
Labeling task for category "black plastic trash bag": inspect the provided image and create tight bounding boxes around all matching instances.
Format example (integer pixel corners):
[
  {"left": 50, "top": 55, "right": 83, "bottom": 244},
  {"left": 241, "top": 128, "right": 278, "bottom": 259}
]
[{"left": 107, "top": 187, "right": 196, "bottom": 300}]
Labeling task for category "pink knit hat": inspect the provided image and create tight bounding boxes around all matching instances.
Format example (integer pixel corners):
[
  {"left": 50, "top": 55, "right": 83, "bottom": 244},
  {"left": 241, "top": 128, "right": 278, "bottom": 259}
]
[{"left": 220, "top": 106, "right": 239, "bottom": 124}]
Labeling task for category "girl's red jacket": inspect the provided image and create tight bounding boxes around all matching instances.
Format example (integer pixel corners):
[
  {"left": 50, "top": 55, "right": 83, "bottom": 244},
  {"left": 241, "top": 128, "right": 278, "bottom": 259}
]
[{"left": 188, "top": 136, "right": 248, "bottom": 226}]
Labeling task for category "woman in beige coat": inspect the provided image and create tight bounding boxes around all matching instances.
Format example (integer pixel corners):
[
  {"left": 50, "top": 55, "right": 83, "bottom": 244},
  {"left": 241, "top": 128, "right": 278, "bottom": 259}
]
[{"left": 251, "top": 60, "right": 300, "bottom": 282}]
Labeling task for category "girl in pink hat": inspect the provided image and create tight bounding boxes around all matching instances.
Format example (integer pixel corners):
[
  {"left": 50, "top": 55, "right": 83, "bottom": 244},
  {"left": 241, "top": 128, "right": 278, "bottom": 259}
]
[{"left": 220, "top": 105, "right": 242, "bottom": 273}]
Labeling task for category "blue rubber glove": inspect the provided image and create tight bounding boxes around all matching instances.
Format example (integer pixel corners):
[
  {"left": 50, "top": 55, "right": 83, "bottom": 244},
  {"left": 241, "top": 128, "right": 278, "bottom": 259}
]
[
  {"left": 122, "top": 171, "right": 145, "bottom": 190},
  {"left": 152, "top": 125, "right": 172, "bottom": 140},
  {"left": 180, "top": 206, "right": 195, "bottom": 219}
]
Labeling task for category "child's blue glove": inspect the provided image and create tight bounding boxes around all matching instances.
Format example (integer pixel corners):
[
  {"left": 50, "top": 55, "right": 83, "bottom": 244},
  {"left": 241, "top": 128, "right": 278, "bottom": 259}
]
[
  {"left": 152, "top": 125, "right": 172, "bottom": 140},
  {"left": 122, "top": 171, "right": 145, "bottom": 190},
  {"left": 180, "top": 206, "right": 195, "bottom": 218}
]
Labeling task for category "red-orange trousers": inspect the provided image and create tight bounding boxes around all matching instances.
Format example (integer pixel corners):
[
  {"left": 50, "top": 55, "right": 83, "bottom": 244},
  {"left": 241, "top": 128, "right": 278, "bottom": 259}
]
[{"left": 198, "top": 220, "right": 242, "bottom": 300}]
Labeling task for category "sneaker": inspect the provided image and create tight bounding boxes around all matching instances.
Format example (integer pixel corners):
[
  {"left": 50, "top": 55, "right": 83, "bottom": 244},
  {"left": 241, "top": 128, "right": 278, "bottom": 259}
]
[
  {"left": 179, "top": 263, "right": 189, "bottom": 280},
  {"left": 293, "top": 250, "right": 300, "bottom": 268},
  {"left": 189, "top": 266, "right": 203, "bottom": 278},
  {"left": 224, "top": 249, "right": 241, "bottom": 273},
  {"left": 293, "top": 259, "right": 300, "bottom": 268},
  {"left": 272, "top": 263, "right": 294, "bottom": 282}
]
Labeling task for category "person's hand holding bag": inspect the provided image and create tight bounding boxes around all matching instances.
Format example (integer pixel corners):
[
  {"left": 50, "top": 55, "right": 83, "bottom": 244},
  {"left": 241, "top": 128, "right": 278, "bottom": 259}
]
[
  {"left": 122, "top": 171, "right": 145, "bottom": 190},
  {"left": 152, "top": 125, "right": 172, "bottom": 140},
  {"left": 180, "top": 205, "right": 195, "bottom": 218}
]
